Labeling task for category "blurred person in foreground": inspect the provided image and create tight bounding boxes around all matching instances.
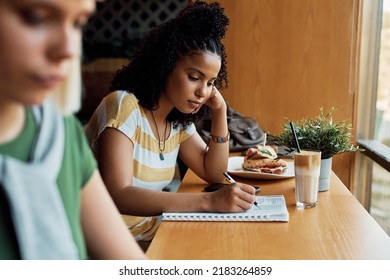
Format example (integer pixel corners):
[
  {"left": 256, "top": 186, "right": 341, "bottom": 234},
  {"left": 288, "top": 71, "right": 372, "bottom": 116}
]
[{"left": 0, "top": 0, "right": 146, "bottom": 260}]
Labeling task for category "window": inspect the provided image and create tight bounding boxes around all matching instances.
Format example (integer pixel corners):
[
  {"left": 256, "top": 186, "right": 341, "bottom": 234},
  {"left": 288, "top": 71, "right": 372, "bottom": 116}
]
[
  {"left": 353, "top": 0, "right": 390, "bottom": 235},
  {"left": 376, "top": 1, "right": 390, "bottom": 146}
]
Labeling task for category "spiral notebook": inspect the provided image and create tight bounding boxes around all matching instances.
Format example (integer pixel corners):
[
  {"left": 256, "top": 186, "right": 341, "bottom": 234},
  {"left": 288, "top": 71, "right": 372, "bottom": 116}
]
[{"left": 162, "top": 195, "right": 289, "bottom": 222}]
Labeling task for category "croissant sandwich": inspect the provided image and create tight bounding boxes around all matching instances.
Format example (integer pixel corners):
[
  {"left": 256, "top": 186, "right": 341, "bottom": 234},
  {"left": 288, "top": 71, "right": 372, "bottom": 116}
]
[{"left": 242, "top": 145, "right": 288, "bottom": 174}]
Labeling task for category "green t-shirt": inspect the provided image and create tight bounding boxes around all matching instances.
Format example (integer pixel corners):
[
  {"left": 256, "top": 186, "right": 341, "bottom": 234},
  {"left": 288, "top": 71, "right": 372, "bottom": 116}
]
[{"left": 0, "top": 108, "right": 97, "bottom": 259}]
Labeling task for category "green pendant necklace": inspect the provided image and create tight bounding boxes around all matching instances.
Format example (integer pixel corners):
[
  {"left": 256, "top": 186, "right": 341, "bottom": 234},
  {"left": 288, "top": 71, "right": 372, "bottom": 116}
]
[{"left": 150, "top": 110, "right": 168, "bottom": 161}]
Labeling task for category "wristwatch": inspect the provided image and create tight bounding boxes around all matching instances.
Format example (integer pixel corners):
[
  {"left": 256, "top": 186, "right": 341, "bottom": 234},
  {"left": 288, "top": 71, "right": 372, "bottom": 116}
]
[{"left": 210, "top": 132, "right": 230, "bottom": 143}]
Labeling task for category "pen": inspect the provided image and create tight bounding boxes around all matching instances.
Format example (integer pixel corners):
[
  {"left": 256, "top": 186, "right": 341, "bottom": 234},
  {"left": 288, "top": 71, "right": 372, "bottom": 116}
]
[
  {"left": 222, "top": 171, "right": 236, "bottom": 184},
  {"left": 223, "top": 172, "right": 261, "bottom": 209}
]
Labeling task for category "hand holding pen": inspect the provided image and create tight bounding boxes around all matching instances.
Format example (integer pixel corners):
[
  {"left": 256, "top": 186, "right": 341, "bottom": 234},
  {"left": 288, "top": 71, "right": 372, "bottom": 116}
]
[{"left": 223, "top": 172, "right": 261, "bottom": 209}]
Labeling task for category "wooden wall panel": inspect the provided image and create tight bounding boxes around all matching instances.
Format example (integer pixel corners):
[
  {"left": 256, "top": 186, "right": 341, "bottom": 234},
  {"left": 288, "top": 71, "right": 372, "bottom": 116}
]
[
  {"left": 212, "top": 0, "right": 360, "bottom": 188},
  {"left": 82, "top": 1, "right": 361, "bottom": 188}
]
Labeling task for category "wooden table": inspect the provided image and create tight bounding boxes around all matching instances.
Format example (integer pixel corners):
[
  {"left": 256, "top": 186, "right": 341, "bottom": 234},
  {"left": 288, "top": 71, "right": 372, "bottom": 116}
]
[{"left": 146, "top": 167, "right": 390, "bottom": 259}]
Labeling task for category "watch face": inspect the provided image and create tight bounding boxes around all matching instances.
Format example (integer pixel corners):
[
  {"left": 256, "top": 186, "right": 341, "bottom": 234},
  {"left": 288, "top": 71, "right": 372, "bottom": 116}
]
[{"left": 211, "top": 132, "right": 230, "bottom": 143}]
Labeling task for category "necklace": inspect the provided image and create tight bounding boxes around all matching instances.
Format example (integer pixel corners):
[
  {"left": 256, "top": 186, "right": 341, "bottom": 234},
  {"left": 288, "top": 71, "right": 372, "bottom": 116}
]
[{"left": 150, "top": 110, "right": 168, "bottom": 161}]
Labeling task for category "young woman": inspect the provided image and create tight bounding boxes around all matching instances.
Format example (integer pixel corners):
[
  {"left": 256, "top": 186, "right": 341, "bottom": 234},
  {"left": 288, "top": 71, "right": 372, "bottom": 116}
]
[
  {"left": 85, "top": 1, "right": 257, "bottom": 243},
  {"left": 0, "top": 0, "right": 146, "bottom": 259}
]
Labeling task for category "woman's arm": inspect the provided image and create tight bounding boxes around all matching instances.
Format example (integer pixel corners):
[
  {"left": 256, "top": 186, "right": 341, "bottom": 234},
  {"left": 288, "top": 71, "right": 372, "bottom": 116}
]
[
  {"left": 97, "top": 128, "right": 256, "bottom": 216},
  {"left": 180, "top": 87, "right": 229, "bottom": 183},
  {"left": 81, "top": 170, "right": 147, "bottom": 260}
]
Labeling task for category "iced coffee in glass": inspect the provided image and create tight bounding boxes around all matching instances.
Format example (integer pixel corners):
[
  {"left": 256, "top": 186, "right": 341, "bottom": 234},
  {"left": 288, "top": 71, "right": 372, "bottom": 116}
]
[{"left": 294, "top": 150, "right": 321, "bottom": 209}]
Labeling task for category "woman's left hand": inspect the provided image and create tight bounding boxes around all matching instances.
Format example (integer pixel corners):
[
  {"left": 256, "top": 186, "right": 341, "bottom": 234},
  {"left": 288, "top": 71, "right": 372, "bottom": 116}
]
[{"left": 204, "top": 85, "right": 226, "bottom": 112}]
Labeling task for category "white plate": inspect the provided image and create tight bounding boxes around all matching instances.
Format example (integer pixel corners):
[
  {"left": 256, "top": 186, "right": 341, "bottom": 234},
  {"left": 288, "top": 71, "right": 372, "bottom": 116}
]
[{"left": 227, "top": 156, "right": 295, "bottom": 180}]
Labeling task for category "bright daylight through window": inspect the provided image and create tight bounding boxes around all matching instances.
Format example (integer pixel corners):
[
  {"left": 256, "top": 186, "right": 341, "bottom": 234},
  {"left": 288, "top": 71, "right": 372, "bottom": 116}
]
[{"left": 368, "top": 0, "right": 390, "bottom": 236}]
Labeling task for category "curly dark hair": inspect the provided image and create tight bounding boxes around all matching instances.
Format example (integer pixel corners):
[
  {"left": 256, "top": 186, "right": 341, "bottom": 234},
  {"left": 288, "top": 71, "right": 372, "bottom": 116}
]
[{"left": 109, "top": 0, "right": 229, "bottom": 127}]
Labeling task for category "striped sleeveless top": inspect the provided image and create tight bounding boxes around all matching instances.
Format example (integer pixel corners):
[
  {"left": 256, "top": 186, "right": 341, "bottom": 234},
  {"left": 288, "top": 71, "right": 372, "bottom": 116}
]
[{"left": 86, "top": 90, "right": 196, "bottom": 191}]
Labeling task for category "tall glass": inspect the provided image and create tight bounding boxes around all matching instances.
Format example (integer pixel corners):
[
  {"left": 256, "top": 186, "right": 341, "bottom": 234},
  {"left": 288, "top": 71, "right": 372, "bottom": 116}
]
[{"left": 294, "top": 150, "right": 322, "bottom": 209}]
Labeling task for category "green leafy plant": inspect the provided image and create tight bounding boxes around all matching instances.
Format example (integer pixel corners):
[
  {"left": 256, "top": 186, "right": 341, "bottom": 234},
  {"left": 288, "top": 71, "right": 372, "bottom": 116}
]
[{"left": 269, "top": 107, "right": 363, "bottom": 159}]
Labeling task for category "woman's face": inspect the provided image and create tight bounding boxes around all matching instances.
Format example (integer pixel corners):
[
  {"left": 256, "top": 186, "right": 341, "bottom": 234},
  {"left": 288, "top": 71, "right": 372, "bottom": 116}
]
[
  {"left": 162, "top": 51, "right": 221, "bottom": 114},
  {"left": 0, "top": 0, "right": 95, "bottom": 106}
]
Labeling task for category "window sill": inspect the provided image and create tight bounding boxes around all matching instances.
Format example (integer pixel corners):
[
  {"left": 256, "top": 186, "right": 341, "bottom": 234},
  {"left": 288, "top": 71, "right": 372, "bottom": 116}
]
[{"left": 358, "top": 139, "right": 390, "bottom": 172}]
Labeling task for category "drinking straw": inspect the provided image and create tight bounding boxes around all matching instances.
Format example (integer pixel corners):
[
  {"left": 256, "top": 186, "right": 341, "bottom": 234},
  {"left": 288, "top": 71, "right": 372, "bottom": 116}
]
[{"left": 289, "top": 122, "right": 301, "bottom": 153}]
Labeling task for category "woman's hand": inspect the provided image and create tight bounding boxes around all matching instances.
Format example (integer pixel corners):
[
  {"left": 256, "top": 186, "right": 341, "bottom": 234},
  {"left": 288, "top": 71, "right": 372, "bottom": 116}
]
[
  {"left": 207, "top": 182, "right": 257, "bottom": 212},
  {"left": 191, "top": 85, "right": 226, "bottom": 114},
  {"left": 204, "top": 85, "right": 226, "bottom": 112}
]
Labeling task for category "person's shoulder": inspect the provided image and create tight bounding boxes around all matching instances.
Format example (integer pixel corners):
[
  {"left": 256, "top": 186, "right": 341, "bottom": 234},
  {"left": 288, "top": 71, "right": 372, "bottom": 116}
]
[
  {"left": 120, "top": 91, "right": 139, "bottom": 105},
  {"left": 174, "top": 122, "right": 196, "bottom": 134},
  {"left": 62, "top": 114, "right": 84, "bottom": 137},
  {"left": 105, "top": 90, "right": 139, "bottom": 109},
  {"left": 62, "top": 114, "right": 95, "bottom": 160}
]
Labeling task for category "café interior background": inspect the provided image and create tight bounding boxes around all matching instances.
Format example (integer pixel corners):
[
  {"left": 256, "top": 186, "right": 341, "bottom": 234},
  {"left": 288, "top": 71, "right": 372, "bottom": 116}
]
[{"left": 79, "top": 0, "right": 390, "bottom": 235}]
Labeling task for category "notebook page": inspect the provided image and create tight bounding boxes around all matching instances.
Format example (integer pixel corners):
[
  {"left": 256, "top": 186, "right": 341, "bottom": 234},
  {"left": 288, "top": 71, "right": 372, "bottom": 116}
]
[{"left": 162, "top": 195, "right": 288, "bottom": 222}]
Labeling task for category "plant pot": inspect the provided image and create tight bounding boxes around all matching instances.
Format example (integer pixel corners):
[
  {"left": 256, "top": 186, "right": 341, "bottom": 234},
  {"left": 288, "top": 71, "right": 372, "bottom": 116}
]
[{"left": 319, "top": 157, "right": 332, "bottom": 192}]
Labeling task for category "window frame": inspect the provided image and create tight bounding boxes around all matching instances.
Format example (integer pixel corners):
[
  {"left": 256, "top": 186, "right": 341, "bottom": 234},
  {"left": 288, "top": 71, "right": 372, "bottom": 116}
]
[{"left": 353, "top": 0, "right": 390, "bottom": 210}]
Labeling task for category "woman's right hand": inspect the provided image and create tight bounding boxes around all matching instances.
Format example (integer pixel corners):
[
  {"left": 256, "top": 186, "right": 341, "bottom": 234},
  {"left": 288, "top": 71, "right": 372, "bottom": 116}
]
[{"left": 207, "top": 182, "right": 257, "bottom": 212}]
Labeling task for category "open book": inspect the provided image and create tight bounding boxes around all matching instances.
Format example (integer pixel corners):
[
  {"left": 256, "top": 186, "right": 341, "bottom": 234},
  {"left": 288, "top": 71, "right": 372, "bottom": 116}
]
[{"left": 162, "top": 195, "right": 289, "bottom": 222}]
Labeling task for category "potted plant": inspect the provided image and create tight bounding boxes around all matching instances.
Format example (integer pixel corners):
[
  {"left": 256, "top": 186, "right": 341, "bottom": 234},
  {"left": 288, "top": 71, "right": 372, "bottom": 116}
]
[{"left": 269, "top": 107, "right": 363, "bottom": 191}]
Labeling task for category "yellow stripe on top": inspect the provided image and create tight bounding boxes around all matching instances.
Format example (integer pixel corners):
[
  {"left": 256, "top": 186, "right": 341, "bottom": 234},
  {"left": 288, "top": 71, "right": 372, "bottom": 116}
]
[
  {"left": 136, "top": 126, "right": 193, "bottom": 155},
  {"left": 136, "top": 128, "right": 183, "bottom": 155},
  {"left": 133, "top": 160, "right": 175, "bottom": 182}
]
